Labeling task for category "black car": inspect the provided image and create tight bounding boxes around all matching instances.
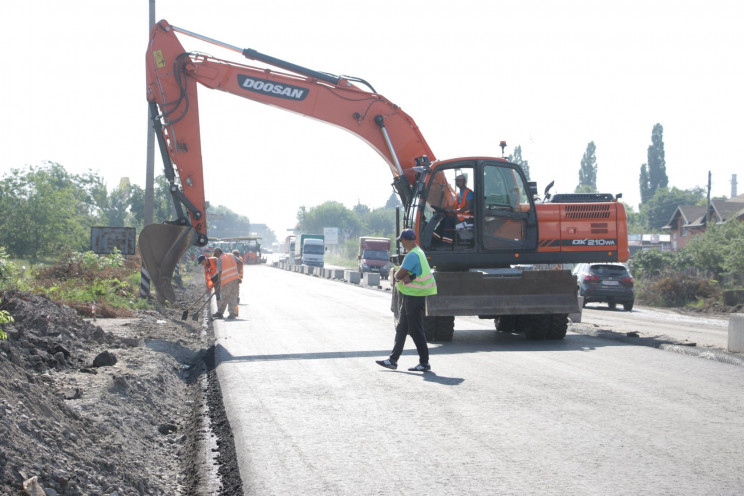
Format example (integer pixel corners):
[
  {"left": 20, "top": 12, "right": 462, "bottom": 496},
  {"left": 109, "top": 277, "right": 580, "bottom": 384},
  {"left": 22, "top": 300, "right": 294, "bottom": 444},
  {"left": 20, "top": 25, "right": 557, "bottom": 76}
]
[{"left": 573, "top": 263, "right": 634, "bottom": 311}]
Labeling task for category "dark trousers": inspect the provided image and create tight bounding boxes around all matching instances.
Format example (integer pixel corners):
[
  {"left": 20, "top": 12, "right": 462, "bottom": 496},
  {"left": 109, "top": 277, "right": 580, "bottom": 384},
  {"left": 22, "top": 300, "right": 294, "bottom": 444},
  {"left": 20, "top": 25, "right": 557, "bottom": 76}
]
[{"left": 390, "top": 293, "right": 430, "bottom": 365}]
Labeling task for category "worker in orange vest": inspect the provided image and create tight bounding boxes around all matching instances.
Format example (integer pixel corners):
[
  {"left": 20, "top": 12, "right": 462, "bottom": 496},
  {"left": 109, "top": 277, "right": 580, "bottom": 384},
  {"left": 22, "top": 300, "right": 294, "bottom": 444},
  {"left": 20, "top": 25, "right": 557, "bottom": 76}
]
[
  {"left": 212, "top": 248, "right": 243, "bottom": 319},
  {"left": 232, "top": 249, "right": 244, "bottom": 316},
  {"left": 197, "top": 254, "right": 219, "bottom": 299}
]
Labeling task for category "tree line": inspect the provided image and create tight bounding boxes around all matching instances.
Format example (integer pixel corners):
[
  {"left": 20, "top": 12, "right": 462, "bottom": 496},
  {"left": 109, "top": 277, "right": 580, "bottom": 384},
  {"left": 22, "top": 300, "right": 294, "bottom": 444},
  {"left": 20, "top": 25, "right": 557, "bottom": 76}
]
[
  {"left": 0, "top": 162, "right": 255, "bottom": 261},
  {"left": 572, "top": 123, "right": 718, "bottom": 233}
]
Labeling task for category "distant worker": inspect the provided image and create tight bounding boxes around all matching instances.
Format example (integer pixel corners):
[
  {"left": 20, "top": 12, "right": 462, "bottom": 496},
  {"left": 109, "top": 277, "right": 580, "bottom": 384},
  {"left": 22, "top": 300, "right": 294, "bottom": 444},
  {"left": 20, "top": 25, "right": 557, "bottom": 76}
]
[
  {"left": 376, "top": 229, "right": 437, "bottom": 372},
  {"left": 197, "top": 254, "right": 219, "bottom": 297},
  {"left": 212, "top": 248, "right": 243, "bottom": 319},
  {"left": 232, "top": 249, "right": 244, "bottom": 316}
]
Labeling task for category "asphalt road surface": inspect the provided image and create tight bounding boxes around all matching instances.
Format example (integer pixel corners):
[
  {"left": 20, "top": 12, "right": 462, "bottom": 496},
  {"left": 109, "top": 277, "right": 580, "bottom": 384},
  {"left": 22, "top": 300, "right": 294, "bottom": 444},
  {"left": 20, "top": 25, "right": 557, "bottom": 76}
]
[{"left": 213, "top": 265, "right": 744, "bottom": 495}]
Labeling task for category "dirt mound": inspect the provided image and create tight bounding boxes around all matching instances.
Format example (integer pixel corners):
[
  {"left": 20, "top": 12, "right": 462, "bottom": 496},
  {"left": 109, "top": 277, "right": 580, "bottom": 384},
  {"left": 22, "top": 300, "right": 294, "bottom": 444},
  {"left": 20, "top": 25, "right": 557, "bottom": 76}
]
[{"left": 0, "top": 273, "right": 241, "bottom": 495}]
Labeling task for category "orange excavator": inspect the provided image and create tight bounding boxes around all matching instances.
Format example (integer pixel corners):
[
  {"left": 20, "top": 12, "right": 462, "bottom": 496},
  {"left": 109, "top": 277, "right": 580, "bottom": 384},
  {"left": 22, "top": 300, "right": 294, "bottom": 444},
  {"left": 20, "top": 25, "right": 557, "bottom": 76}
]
[{"left": 141, "top": 20, "right": 628, "bottom": 340}]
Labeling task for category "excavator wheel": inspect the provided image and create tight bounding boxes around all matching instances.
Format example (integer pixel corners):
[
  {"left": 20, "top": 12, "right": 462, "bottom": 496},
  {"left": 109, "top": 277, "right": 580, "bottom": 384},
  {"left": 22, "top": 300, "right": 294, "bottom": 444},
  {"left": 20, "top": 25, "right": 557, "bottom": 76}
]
[
  {"left": 546, "top": 314, "right": 568, "bottom": 340},
  {"left": 138, "top": 224, "right": 198, "bottom": 304},
  {"left": 424, "top": 316, "right": 455, "bottom": 342},
  {"left": 496, "top": 315, "right": 516, "bottom": 333},
  {"left": 523, "top": 315, "right": 550, "bottom": 340}
]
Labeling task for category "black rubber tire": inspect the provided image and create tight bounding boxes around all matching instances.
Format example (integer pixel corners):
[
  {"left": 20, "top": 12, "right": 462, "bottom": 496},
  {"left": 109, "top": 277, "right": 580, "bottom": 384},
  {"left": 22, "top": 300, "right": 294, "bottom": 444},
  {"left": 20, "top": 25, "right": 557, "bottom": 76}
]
[
  {"left": 424, "top": 316, "right": 455, "bottom": 342},
  {"left": 436, "top": 316, "right": 455, "bottom": 342},
  {"left": 496, "top": 315, "right": 516, "bottom": 332},
  {"left": 546, "top": 314, "right": 568, "bottom": 340},
  {"left": 424, "top": 316, "right": 438, "bottom": 341},
  {"left": 524, "top": 315, "right": 549, "bottom": 340},
  {"left": 623, "top": 302, "right": 634, "bottom": 311}
]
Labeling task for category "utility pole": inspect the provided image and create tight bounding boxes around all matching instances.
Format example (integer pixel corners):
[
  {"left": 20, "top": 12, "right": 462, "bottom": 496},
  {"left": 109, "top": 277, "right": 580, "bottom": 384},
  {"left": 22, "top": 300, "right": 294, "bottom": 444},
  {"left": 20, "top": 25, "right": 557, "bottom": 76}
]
[
  {"left": 144, "top": 0, "right": 156, "bottom": 226},
  {"left": 706, "top": 171, "right": 712, "bottom": 226}
]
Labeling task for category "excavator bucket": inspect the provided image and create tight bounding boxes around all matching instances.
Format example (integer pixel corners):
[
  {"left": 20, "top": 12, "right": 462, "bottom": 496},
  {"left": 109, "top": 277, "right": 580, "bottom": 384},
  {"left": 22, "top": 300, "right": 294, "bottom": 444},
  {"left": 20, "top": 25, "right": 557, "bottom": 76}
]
[{"left": 139, "top": 224, "right": 198, "bottom": 304}]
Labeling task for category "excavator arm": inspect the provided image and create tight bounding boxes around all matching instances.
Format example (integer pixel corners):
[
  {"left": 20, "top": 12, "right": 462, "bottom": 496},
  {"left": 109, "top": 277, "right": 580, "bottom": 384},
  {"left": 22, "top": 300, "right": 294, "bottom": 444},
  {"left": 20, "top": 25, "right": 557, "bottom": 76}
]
[
  {"left": 140, "top": 19, "right": 629, "bottom": 314},
  {"left": 141, "top": 20, "right": 439, "bottom": 301}
]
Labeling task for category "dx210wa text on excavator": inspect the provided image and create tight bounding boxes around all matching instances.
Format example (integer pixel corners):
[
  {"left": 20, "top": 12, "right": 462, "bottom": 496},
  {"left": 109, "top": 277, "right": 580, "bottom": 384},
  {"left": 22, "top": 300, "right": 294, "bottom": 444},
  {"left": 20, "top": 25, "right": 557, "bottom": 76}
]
[{"left": 141, "top": 19, "right": 628, "bottom": 341}]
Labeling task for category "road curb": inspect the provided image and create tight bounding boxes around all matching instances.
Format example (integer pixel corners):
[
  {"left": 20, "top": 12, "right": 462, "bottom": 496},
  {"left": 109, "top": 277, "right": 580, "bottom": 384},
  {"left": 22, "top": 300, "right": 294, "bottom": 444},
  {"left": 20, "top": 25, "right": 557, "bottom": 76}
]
[{"left": 570, "top": 323, "right": 744, "bottom": 367}]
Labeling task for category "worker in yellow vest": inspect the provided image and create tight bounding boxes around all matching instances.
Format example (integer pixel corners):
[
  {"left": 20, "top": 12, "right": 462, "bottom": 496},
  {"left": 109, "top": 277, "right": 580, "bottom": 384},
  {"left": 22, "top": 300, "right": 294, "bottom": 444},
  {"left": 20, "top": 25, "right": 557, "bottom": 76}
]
[{"left": 376, "top": 229, "right": 437, "bottom": 372}]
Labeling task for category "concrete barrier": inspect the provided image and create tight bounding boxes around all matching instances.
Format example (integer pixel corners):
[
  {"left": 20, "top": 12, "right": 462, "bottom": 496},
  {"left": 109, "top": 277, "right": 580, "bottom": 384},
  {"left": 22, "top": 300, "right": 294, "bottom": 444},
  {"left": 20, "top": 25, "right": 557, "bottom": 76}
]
[
  {"left": 331, "top": 269, "right": 345, "bottom": 280},
  {"left": 728, "top": 314, "right": 744, "bottom": 353},
  {"left": 344, "top": 270, "right": 361, "bottom": 284},
  {"left": 362, "top": 273, "right": 381, "bottom": 287}
]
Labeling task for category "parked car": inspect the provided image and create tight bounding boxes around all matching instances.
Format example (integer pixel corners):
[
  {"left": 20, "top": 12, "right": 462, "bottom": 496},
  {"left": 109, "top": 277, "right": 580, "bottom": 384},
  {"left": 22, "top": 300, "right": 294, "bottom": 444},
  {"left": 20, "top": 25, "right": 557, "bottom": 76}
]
[{"left": 572, "top": 263, "right": 634, "bottom": 311}]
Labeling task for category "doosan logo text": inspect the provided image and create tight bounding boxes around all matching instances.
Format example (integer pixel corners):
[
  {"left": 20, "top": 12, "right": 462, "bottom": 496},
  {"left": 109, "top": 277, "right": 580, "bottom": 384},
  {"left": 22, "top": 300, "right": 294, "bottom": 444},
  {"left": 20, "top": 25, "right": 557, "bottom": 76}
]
[
  {"left": 237, "top": 75, "right": 308, "bottom": 101},
  {"left": 571, "top": 239, "right": 617, "bottom": 246}
]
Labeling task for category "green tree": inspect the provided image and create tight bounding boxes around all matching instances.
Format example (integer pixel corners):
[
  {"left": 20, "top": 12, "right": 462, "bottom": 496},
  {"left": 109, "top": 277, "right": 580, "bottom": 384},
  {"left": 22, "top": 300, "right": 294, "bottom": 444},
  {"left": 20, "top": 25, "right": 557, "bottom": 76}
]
[
  {"left": 639, "top": 123, "right": 668, "bottom": 202},
  {"left": 629, "top": 249, "right": 678, "bottom": 279},
  {"left": 575, "top": 141, "right": 597, "bottom": 193},
  {"left": 384, "top": 191, "right": 402, "bottom": 209},
  {"left": 0, "top": 163, "right": 101, "bottom": 260},
  {"left": 684, "top": 220, "right": 744, "bottom": 280},
  {"left": 208, "top": 204, "right": 251, "bottom": 238},
  {"left": 352, "top": 203, "right": 370, "bottom": 217},
  {"left": 639, "top": 163, "right": 651, "bottom": 204},
  {"left": 640, "top": 186, "right": 704, "bottom": 231},
  {"left": 360, "top": 207, "right": 396, "bottom": 236},
  {"left": 299, "top": 201, "right": 361, "bottom": 235},
  {"left": 507, "top": 145, "right": 530, "bottom": 180},
  {"left": 127, "top": 175, "right": 174, "bottom": 227},
  {"left": 622, "top": 203, "right": 646, "bottom": 234}
]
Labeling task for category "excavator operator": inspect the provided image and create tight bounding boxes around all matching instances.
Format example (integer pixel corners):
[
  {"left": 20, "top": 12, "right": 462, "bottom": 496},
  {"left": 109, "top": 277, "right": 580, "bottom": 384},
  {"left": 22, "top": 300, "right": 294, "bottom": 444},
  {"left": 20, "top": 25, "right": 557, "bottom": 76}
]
[{"left": 451, "top": 174, "right": 474, "bottom": 224}]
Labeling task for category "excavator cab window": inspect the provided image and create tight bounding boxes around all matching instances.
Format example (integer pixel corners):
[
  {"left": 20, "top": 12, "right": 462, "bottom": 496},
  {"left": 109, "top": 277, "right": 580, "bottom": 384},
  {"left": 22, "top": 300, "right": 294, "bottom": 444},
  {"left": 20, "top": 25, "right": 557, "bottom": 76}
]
[
  {"left": 421, "top": 166, "right": 475, "bottom": 250},
  {"left": 482, "top": 163, "right": 531, "bottom": 249}
]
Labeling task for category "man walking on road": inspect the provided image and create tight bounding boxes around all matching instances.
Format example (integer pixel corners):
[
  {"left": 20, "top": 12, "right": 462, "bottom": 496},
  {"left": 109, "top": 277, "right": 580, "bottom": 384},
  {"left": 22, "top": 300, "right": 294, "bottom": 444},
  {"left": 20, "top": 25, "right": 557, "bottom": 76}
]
[{"left": 376, "top": 229, "right": 437, "bottom": 372}]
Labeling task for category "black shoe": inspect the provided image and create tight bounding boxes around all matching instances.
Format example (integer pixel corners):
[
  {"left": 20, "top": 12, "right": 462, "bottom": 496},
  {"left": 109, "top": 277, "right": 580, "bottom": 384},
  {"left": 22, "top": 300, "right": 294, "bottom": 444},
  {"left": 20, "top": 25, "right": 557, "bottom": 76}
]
[
  {"left": 375, "top": 359, "right": 397, "bottom": 370},
  {"left": 226, "top": 315, "right": 237, "bottom": 320},
  {"left": 212, "top": 313, "right": 223, "bottom": 319},
  {"left": 408, "top": 363, "right": 431, "bottom": 372}
]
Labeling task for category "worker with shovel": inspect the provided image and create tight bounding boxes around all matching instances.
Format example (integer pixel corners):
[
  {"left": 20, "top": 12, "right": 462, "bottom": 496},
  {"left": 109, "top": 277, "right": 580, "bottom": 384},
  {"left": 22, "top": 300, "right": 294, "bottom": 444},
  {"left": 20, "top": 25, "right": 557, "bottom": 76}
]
[
  {"left": 212, "top": 248, "right": 242, "bottom": 319},
  {"left": 197, "top": 254, "right": 220, "bottom": 300}
]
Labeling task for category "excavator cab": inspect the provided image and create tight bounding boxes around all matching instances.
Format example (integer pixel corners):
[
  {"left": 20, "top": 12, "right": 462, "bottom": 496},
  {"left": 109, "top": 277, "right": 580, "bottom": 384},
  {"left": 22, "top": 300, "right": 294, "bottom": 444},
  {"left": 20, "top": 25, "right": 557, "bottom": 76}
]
[{"left": 416, "top": 159, "right": 538, "bottom": 268}]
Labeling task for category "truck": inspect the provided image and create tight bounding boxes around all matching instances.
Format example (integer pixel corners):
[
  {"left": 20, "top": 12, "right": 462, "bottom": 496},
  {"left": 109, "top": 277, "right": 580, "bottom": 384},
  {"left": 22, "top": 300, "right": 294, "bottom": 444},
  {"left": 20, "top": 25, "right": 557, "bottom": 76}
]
[
  {"left": 294, "top": 234, "right": 325, "bottom": 268},
  {"left": 140, "top": 20, "right": 629, "bottom": 341},
  {"left": 358, "top": 237, "right": 391, "bottom": 279},
  {"left": 283, "top": 235, "right": 296, "bottom": 264}
]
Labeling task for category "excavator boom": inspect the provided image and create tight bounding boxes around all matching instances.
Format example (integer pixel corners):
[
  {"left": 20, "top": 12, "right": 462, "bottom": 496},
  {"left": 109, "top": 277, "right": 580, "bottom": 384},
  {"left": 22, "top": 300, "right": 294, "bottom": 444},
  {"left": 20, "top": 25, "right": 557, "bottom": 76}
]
[{"left": 142, "top": 20, "right": 439, "bottom": 301}]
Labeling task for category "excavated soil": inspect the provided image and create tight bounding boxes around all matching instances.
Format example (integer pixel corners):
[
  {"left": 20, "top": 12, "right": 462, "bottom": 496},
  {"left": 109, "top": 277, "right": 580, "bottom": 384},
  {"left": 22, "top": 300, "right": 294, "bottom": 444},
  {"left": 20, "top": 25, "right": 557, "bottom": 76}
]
[{"left": 0, "top": 273, "right": 243, "bottom": 495}]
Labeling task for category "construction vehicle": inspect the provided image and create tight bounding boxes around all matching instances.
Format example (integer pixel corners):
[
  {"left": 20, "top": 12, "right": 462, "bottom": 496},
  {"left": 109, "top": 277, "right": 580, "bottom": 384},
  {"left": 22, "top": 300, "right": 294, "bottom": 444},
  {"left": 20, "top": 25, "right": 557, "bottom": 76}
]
[
  {"left": 141, "top": 20, "right": 629, "bottom": 341},
  {"left": 358, "top": 237, "right": 392, "bottom": 279},
  {"left": 224, "top": 236, "right": 265, "bottom": 264}
]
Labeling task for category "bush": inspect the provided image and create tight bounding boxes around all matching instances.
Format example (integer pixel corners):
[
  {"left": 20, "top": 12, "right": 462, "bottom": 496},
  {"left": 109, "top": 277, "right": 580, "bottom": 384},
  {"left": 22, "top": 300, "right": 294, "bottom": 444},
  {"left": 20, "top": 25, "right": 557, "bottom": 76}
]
[
  {"left": 0, "top": 246, "right": 24, "bottom": 291},
  {"left": 636, "top": 274, "right": 720, "bottom": 307},
  {"left": 23, "top": 250, "right": 146, "bottom": 317}
]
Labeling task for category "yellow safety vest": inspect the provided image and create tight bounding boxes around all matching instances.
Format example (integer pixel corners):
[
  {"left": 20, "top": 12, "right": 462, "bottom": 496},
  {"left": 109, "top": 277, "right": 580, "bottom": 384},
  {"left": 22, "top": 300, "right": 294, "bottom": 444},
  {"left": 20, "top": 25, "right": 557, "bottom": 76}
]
[{"left": 397, "top": 246, "right": 437, "bottom": 296}]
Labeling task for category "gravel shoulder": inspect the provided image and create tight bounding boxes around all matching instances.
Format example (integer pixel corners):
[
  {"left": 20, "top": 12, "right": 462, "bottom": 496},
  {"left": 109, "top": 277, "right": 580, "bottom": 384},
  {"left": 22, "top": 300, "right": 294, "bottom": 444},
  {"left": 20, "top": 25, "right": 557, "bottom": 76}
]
[{"left": 0, "top": 272, "right": 242, "bottom": 495}]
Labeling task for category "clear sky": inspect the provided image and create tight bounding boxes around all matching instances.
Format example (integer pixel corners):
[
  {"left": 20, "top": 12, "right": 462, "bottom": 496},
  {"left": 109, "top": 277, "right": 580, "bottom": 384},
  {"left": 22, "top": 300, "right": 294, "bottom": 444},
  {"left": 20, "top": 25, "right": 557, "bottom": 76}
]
[{"left": 2, "top": 0, "right": 742, "bottom": 237}]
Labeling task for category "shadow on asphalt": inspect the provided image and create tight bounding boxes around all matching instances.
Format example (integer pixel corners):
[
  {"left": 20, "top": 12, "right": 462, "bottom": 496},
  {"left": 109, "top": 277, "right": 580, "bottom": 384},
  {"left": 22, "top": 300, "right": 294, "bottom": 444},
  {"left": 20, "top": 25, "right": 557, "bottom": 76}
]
[{"left": 213, "top": 331, "right": 622, "bottom": 366}]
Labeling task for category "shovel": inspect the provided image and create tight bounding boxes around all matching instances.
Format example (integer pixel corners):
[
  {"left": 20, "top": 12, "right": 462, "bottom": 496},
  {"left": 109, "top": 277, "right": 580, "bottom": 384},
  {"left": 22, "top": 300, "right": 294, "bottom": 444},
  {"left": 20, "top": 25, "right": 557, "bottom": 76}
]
[
  {"left": 181, "top": 287, "right": 212, "bottom": 320},
  {"left": 191, "top": 290, "right": 217, "bottom": 321}
]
